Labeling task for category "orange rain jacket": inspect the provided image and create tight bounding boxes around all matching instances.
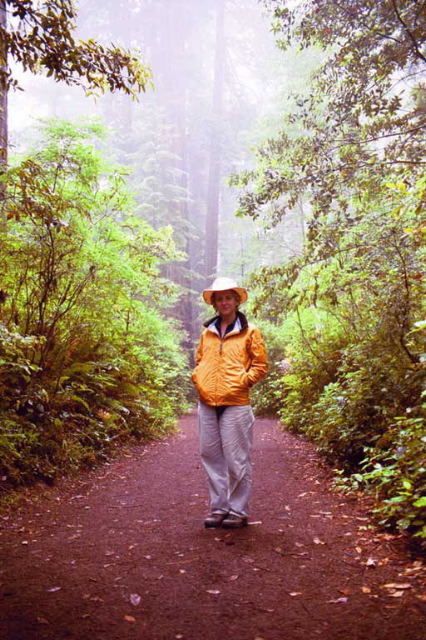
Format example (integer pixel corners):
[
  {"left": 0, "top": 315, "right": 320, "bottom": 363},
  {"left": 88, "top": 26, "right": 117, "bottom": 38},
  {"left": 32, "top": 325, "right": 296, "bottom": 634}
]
[{"left": 192, "top": 312, "right": 268, "bottom": 407}]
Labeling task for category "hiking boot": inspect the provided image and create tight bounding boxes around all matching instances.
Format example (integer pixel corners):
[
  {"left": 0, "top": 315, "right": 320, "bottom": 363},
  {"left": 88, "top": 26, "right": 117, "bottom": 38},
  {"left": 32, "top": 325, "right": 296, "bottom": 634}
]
[
  {"left": 204, "top": 513, "right": 228, "bottom": 528},
  {"left": 222, "top": 514, "right": 248, "bottom": 529}
]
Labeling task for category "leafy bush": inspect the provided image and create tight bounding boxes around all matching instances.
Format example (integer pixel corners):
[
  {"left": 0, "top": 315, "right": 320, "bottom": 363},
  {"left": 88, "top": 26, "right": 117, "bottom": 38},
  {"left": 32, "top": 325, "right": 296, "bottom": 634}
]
[
  {"left": 250, "top": 320, "right": 293, "bottom": 416},
  {"left": 249, "top": 176, "right": 426, "bottom": 540},
  {"left": 0, "top": 120, "right": 191, "bottom": 493},
  {"left": 358, "top": 409, "right": 426, "bottom": 541}
]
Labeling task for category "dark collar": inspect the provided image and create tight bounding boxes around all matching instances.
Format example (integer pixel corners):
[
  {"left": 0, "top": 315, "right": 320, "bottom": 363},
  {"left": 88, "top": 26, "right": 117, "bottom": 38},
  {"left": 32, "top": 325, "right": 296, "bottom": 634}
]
[{"left": 203, "top": 310, "right": 248, "bottom": 331}]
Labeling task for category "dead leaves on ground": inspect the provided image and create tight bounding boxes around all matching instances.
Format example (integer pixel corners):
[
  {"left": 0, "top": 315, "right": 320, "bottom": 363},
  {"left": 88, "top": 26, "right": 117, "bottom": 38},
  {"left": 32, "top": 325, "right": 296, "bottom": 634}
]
[
  {"left": 130, "top": 593, "right": 141, "bottom": 606},
  {"left": 382, "top": 582, "right": 412, "bottom": 598}
]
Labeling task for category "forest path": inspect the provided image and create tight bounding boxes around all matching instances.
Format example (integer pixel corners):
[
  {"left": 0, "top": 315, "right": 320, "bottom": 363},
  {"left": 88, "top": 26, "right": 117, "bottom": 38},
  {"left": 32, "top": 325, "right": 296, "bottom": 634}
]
[{"left": 0, "top": 412, "right": 425, "bottom": 640}]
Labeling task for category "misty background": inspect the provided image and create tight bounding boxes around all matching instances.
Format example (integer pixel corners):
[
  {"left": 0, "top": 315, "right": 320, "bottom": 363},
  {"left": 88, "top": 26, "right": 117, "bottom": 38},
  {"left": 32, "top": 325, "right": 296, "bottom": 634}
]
[{"left": 8, "top": 0, "right": 313, "bottom": 349}]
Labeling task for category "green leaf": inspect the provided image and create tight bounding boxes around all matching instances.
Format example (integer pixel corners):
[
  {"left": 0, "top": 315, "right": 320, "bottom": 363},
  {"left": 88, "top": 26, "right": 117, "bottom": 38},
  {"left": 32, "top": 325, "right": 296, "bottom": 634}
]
[{"left": 413, "top": 497, "right": 426, "bottom": 508}]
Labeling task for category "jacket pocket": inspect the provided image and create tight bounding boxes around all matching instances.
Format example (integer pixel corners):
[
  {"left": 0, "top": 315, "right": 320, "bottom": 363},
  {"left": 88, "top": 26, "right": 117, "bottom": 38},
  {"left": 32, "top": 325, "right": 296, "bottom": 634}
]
[
  {"left": 230, "top": 366, "right": 249, "bottom": 390},
  {"left": 192, "top": 367, "right": 202, "bottom": 390}
]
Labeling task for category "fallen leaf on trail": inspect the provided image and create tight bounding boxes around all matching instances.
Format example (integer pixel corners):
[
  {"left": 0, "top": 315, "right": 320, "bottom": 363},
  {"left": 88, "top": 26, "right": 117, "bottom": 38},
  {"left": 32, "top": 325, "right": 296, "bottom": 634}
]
[
  {"left": 366, "top": 558, "right": 377, "bottom": 567},
  {"left": 381, "top": 532, "right": 397, "bottom": 541},
  {"left": 338, "top": 588, "right": 352, "bottom": 596},
  {"left": 313, "top": 537, "right": 325, "bottom": 545},
  {"left": 206, "top": 590, "right": 220, "bottom": 595},
  {"left": 289, "top": 592, "right": 303, "bottom": 597},
  {"left": 383, "top": 583, "right": 411, "bottom": 590},
  {"left": 356, "top": 546, "right": 362, "bottom": 554},
  {"left": 47, "top": 587, "right": 61, "bottom": 593},
  {"left": 274, "top": 547, "right": 283, "bottom": 554},
  {"left": 295, "top": 542, "right": 304, "bottom": 548},
  {"left": 124, "top": 615, "right": 136, "bottom": 623},
  {"left": 327, "top": 597, "right": 348, "bottom": 604},
  {"left": 285, "top": 505, "right": 291, "bottom": 512},
  {"left": 105, "top": 551, "right": 115, "bottom": 557},
  {"left": 229, "top": 575, "right": 239, "bottom": 581},
  {"left": 179, "top": 569, "right": 186, "bottom": 574},
  {"left": 130, "top": 594, "right": 141, "bottom": 606},
  {"left": 389, "top": 591, "right": 406, "bottom": 598},
  {"left": 361, "top": 586, "right": 371, "bottom": 594},
  {"left": 402, "top": 564, "right": 423, "bottom": 575},
  {"left": 128, "top": 544, "right": 138, "bottom": 550},
  {"left": 37, "top": 617, "right": 49, "bottom": 625},
  {"left": 298, "top": 492, "right": 308, "bottom": 497}
]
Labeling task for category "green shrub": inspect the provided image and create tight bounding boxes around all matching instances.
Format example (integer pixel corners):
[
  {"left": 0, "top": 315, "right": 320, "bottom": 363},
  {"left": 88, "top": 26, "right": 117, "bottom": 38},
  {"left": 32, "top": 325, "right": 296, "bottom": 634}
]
[
  {"left": 249, "top": 176, "right": 425, "bottom": 539},
  {"left": 0, "top": 120, "right": 191, "bottom": 494},
  {"left": 359, "top": 409, "right": 426, "bottom": 541}
]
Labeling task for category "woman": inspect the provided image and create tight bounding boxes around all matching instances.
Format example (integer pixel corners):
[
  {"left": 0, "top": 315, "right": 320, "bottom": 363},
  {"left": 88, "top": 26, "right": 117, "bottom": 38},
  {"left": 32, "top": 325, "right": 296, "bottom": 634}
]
[{"left": 192, "top": 277, "right": 268, "bottom": 529}]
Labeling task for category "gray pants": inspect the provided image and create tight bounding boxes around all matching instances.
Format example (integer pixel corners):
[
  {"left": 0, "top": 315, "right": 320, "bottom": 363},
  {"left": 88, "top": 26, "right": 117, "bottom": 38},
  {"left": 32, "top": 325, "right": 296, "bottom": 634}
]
[{"left": 198, "top": 403, "right": 255, "bottom": 517}]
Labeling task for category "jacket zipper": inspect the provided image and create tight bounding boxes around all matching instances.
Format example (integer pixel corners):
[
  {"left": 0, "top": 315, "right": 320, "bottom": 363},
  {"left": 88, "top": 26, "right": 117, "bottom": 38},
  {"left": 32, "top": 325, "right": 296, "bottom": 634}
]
[
  {"left": 216, "top": 335, "right": 224, "bottom": 404},
  {"left": 215, "top": 327, "right": 240, "bottom": 403}
]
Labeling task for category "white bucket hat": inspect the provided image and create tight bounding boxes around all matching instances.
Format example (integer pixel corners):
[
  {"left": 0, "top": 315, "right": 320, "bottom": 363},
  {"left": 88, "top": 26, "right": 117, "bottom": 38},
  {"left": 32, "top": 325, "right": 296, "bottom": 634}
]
[{"left": 202, "top": 277, "right": 248, "bottom": 305}]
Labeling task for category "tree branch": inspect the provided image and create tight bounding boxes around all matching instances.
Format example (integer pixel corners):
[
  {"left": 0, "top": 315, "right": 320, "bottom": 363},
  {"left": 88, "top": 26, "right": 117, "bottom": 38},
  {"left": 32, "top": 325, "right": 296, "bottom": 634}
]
[{"left": 390, "top": 0, "right": 426, "bottom": 64}]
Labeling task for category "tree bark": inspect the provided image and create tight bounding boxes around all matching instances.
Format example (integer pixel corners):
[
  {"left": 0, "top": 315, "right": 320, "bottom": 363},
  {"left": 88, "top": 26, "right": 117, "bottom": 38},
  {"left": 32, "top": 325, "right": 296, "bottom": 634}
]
[
  {"left": 0, "top": 0, "right": 7, "bottom": 222},
  {"left": 0, "top": 0, "right": 7, "bottom": 170},
  {"left": 160, "top": 0, "right": 197, "bottom": 353},
  {"left": 205, "top": 0, "right": 225, "bottom": 282}
]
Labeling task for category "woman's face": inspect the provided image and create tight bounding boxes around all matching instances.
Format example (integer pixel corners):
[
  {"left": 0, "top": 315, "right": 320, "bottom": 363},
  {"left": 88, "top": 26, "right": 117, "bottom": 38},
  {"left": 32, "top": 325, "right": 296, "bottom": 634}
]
[{"left": 214, "top": 290, "right": 238, "bottom": 318}]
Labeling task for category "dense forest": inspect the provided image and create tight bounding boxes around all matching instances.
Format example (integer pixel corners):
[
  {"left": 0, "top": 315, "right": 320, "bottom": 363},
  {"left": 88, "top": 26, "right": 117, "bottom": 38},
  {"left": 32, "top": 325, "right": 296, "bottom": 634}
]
[{"left": 1, "top": 0, "right": 425, "bottom": 545}]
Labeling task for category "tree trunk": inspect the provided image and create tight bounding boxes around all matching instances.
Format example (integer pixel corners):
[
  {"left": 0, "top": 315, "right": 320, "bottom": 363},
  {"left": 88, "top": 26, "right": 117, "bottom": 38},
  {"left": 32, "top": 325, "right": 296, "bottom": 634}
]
[
  {"left": 0, "top": 0, "right": 7, "bottom": 225},
  {"left": 0, "top": 0, "right": 7, "bottom": 171},
  {"left": 205, "top": 0, "right": 225, "bottom": 282},
  {"left": 159, "top": 1, "right": 197, "bottom": 353}
]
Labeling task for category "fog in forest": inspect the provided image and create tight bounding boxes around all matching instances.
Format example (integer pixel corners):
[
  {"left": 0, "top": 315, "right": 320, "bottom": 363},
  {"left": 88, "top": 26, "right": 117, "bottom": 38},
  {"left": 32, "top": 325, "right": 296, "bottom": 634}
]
[{"left": 9, "top": 0, "right": 312, "bottom": 343}]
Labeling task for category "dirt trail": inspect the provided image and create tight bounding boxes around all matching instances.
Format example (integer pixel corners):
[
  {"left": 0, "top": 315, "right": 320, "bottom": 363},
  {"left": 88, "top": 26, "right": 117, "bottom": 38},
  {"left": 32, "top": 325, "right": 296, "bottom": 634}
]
[{"left": 0, "top": 412, "right": 425, "bottom": 640}]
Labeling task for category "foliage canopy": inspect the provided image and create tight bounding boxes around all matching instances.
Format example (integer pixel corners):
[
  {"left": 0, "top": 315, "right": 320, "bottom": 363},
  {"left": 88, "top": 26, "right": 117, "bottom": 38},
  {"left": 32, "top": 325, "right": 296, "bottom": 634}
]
[
  {"left": 2, "top": 0, "right": 152, "bottom": 96},
  {"left": 238, "top": 0, "right": 426, "bottom": 224}
]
